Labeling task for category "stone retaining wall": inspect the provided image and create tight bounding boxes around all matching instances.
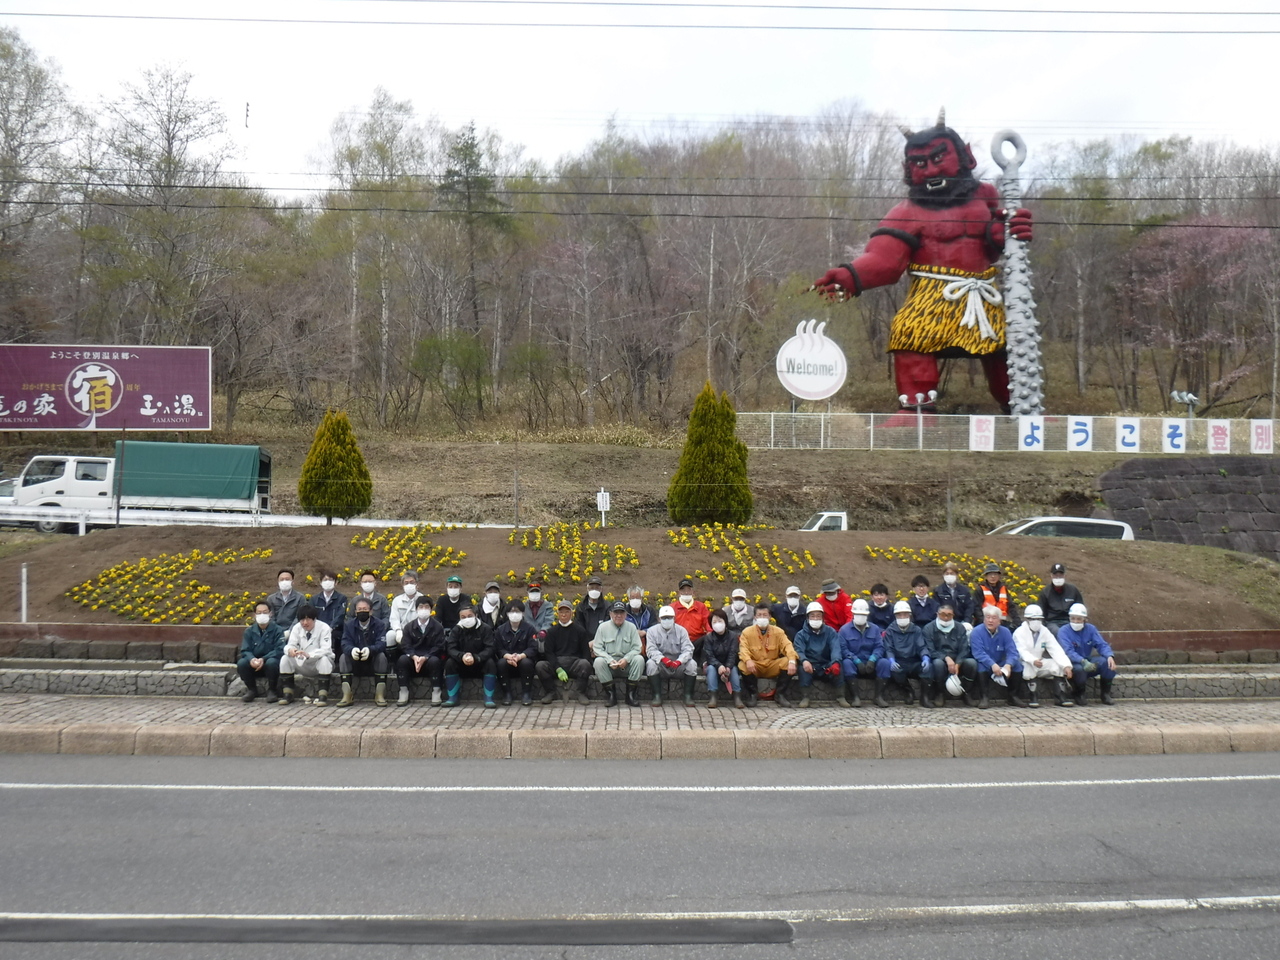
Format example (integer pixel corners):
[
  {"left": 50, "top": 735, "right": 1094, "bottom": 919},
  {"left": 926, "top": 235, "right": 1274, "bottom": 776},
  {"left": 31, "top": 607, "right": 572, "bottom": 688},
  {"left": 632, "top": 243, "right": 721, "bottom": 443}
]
[{"left": 1099, "top": 456, "right": 1280, "bottom": 558}]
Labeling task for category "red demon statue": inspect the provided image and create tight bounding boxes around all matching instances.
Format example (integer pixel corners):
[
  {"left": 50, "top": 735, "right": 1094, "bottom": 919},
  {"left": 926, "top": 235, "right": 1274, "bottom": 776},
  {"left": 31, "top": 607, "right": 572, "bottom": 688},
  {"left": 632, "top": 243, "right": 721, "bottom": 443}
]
[{"left": 812, "top": 110, "right": 1032, "bottom": 414}]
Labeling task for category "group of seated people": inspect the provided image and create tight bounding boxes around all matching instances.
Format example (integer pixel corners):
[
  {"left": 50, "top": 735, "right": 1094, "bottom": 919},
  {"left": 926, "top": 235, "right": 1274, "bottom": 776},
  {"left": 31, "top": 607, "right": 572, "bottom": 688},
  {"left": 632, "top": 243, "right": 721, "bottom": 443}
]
[{"left": 235, "top": 561, "right": 1117, "bottom": 711}]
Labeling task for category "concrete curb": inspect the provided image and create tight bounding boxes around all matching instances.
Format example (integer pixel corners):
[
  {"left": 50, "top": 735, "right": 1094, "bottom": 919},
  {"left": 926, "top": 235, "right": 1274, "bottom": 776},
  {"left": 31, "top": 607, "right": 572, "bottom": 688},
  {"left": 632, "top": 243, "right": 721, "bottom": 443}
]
[{"left": 1, "top": 721, "right": 1278, "bottom": 759}]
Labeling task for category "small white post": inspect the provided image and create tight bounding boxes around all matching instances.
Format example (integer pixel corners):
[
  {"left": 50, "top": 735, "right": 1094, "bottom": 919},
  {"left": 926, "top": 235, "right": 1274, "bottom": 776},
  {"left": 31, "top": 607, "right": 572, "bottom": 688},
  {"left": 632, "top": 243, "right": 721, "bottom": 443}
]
[{"left": 20, "top": 562, "right": 27, "bottom": 624}]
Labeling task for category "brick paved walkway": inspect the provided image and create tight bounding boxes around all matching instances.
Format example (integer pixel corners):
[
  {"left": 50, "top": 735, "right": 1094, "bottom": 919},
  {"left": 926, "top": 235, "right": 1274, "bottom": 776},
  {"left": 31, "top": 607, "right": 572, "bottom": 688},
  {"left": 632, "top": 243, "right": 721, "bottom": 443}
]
[{"left": 2, "top": 692, "right": 1279, "bottom": 731}]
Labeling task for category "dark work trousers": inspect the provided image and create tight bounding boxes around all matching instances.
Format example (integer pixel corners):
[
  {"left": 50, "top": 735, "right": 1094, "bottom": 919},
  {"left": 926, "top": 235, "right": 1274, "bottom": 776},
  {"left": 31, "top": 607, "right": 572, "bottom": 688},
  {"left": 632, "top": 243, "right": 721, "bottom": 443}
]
[
  {"left": 396, "top": 653, "right": 444, "bottom": 688},
  {"left": 236, "top": 660, "right": 279, "bottom": 694}
]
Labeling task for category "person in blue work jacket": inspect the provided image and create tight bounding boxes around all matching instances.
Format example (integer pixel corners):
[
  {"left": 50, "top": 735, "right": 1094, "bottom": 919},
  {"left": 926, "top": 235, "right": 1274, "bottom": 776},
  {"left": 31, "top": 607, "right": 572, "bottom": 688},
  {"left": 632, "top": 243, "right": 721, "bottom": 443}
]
[
  {"left": 1059, "top": 602, "right": 1117, "bottom": 706},
  {"left": 838, "top": 598, "right": 884, "bottom": 708},
  {"left": 969, "top": 604, "right": 1026, "bottom": 709},
  {"left": 879, "top": 600, "right": 933, "bottom": 707},
  {"left": 791, "top": 602, "right": 843, "bottom": 709},
  {"left": 923, "top": 603, "right": 977, "bottom": 707},
  {"left": 907, "top": 575, "right": 940, "bottom": 628}
]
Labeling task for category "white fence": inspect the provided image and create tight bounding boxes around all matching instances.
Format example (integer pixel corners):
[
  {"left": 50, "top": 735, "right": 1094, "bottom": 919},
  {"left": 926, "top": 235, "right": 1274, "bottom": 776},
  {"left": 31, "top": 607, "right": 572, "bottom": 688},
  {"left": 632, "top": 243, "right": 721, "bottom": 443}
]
[{"left": 736, "top": 412, "right": 1279, "bottom": 454}]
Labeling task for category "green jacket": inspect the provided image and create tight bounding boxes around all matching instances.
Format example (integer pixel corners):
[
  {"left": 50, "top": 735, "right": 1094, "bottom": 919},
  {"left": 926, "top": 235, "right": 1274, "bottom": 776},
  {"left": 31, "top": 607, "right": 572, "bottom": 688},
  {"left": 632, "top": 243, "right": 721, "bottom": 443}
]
[
  {"left": 590, "top": 619, "right": 642, "bottom": 662},
  {"left": 238, "top": 623, "right": 285, "bottom": 668}
]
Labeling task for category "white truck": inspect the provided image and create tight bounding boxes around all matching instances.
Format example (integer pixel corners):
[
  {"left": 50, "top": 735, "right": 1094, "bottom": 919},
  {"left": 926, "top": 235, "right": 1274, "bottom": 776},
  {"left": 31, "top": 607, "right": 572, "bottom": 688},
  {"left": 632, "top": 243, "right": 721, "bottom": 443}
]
[
  {"left": 0, "top": 441, "right": 271, "bottom": 532},
  {"left": 798, "top": 511, "right": 849, "bottom": 532}
]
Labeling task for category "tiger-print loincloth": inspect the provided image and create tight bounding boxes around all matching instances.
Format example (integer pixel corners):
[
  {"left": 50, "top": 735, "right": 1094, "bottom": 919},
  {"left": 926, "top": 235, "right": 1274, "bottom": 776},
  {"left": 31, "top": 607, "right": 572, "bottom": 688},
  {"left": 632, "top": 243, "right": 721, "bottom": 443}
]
[{"left": 886, "top": 263, "right": 1006, "bottom": 356}]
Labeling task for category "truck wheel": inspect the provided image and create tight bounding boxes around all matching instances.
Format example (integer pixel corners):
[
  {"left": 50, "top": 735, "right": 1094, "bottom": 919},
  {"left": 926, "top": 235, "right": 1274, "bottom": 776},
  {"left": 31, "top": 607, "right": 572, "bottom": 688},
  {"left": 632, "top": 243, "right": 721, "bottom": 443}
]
[{"left": 34, "top": 518, "right": 65, "bottom": 534}]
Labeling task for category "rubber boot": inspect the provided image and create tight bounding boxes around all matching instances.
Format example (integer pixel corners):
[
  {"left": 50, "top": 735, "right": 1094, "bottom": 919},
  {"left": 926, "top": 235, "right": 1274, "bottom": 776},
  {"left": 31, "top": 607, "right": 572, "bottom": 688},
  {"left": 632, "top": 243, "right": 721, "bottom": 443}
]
[
  {"left": 976, "top": 674, "right": 990, "bottom": 710},
  {"left": 1007, "top": 677, "right": 1028, "bottom": 708},
  {"left": 797, "top": 684, "right": 811, "bottom": 709},
  {"left": 835, "top": 680, "right": 851, "bottom": 709},
  {"left": 960, "top": 678, "right": 975, "bottom": 708},
  {"left": 900, "top": 679, "right": 916, "bottom": 706},
  {"left": 932, "top": 679, "right": 945, "bottom": 708},
  {"left": 280, "top": 679, "right": 295, "bottom": 705},
  {"left": 501, "top": 678, "right": 513, "bottom": 707},
  {"left": 874, "top": 677, "right": 889, "bottom": 708},
  {"left": 682, "top": 675, "right": 696, "bottom": 707},
  {"left": 919, "top": 680, "right": 934, "bottom": 708},
  {"left": 1054, "top": 678, "right": 1074, "bottom": 707},
  {"left": 625, "top": 681, "right": 640, "bottom": 707},
  {"left": 374, "top": 678, "right": 388, "bottom": 707},
  {"left": 849, "top": 680, "right": 862, "bottom": 708},
  {"left": 732, "top": 689, "right": 745, "bottom": 709},
  {"left": 520, "top": 678, "right": 532, "bottom": 707},
  {"left": 1026, "top": 679, "right": 1040, "bottom": 708},
  {"left": 335, "top": 677, "right": 355, "bottom": 708},
  {"left": 441, "top": 675, "right": 461, "bottom": 708},
  {"left": 649, "top": 676, "right": 663, "bottom": 706},
  {"left": 265, "top": 684, "right": 280, "bottom": 704},
  {"left": 604, "top": 682, "right": 618, "bottom": 707},
  {"left": 540, "top": 680, "right": 557, "bottom": 705},
  {"left": 743, "top": 675, "right": 758, "bottom": 708},
  {"left": 315, "top": 678, "right": 329, "bottom": 706},
  {"left": 397, "top": 684, "right": 410, "bottom": 706},
  {"left": 1100, "top": 678, "right": 1115, "bottom": 705},
  {"left": 430, "top": 686, "right": 442, "bottom": 705},
  {"left": 706, "top": 689, "right": 718, "bottom": 709},
  {"left": 774, "top": 678, "right": 793, "bottom": 708},
  {"left": 574, "top": 676, "right": 591, "bottom": 705},
  {"left": 482, "top": 674, "right": 497, "bottom": 709},
  {"left": 1073, "top": 680, "right": 1087, "bottom": 707}
]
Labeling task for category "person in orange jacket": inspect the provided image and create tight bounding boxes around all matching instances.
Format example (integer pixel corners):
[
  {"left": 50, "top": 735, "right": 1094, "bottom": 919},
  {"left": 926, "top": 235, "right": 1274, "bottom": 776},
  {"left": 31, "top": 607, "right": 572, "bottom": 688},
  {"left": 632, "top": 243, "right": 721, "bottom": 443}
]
[{"left": 816, "top": 578, "right": 853, "bottom": 632}]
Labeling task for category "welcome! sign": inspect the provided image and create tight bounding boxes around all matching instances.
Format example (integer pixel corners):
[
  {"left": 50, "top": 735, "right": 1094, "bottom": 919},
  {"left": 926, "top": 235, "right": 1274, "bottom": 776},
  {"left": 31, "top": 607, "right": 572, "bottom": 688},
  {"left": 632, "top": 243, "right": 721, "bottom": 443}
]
[{"left": 775, "top": 320, "right": 848, "bottom": 402}]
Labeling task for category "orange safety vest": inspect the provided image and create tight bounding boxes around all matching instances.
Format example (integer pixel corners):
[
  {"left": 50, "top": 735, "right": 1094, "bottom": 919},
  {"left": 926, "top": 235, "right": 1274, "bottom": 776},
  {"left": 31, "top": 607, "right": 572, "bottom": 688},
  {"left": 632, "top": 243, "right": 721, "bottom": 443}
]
[{"left": 978, "top": 583, "right": 1009, "bottom": 618}]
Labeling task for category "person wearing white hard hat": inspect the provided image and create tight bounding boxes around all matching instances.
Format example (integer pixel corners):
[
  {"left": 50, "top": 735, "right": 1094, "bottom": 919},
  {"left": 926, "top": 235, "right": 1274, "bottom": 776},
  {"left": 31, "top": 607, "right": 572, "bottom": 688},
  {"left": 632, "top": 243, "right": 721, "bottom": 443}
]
[
  {"left": 791, "top": 602, "right": 843, "bottom": 708},
  {"left": 878, "top": 600, "right": 933, "bottom": 707},
  {"left": 1058, "top": 603, "right": 1117, "bottom": 705},
  {"left": 969, "top": 606, "right": 1025, "bottom": 709},
  {"left": 645, "top": 604, "right": 696, "bottom": 706},
  {"left": 922, "top": 603, "right": 977, "bottom": 707},
  {"left": 1012, "top": 604, "right": 1074, "bottom": 708},
  {"left": 837, "top": 598, "right": 885, "bottom": 708},
  {"left": 737, "top": 604, "right": 799, "bottom": 707}
]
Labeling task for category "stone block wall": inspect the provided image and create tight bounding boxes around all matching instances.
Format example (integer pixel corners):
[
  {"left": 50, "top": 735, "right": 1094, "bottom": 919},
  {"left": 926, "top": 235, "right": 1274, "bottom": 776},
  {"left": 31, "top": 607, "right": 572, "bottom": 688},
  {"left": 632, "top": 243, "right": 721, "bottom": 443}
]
[{"left": 1099, "top": 456, "right": 1280, "bottom": 558}]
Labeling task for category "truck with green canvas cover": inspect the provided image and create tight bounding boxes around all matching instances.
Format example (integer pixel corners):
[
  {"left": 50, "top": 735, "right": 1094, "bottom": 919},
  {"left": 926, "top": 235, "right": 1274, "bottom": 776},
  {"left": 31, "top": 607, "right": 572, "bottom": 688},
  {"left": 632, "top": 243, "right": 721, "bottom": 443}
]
[{"left": 3, "top": 441, "right": 271, "bottom": 532}]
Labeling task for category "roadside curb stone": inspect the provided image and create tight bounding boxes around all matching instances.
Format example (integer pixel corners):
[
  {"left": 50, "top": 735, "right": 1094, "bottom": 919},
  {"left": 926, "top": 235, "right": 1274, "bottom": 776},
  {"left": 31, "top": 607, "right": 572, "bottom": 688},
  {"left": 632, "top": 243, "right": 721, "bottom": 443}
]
[
  {"left": 661, "top": 730, "right": 735, "bottom": 759},
  {"left": 1090, "top": 724, "right": 1164, "bottom": 755},
  {"left": 1022, "top": 724, "right": 1094, "bottom": 757},
  {"left": 1226, "top": 723, "right": 1280, "bottom": 752},
  {"left": 1160, "top": 723, "right": 1232, "bottom": 754},
  {"left": 135, "top": 724, "right": 210, "bottom": 756},
  {"left": 586, "top": 730, "right": 661, "bottom": 760},
  {"left": 209, "top": 724, "right": 285, "bottom": 757},
  {"left": 511, "top": 730, "right": 586, "bottom": 760},
  {"left": 951, "top": 725, "right": 1024, "bottom": 758},
  {"left": 60, "top": 722, "right": 139, "bottom": 755},
  {"left": 0, "top": 723, "right": 62, "bottom": 754},
  {"left": 285, "top": 727, "right": 362, "bottom": 758},
  {"left": 880, "top": 727, "right": 953, "bottom": 759},
  {"left": 360, "top": 728, "right": 437, "bottom": 759},
  {"left": 807, "top": 728, "right": 881, "bottom": 759},
  {"left": 436, "top": 729, "right": 511, "bottom": 759},
  {"left": 734, "top": 729, "right": 809, "bottom": 759}
]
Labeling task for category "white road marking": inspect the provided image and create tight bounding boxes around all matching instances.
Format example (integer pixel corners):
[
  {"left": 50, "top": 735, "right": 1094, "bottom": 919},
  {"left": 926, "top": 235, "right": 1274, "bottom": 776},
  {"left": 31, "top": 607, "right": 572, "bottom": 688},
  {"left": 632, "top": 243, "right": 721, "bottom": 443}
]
[
  {"left": 0, "top": 773, "right": 1276, "bottom": 794},
  {"left": 1, "top": 894, "right": 1278, "bottom": 923}
]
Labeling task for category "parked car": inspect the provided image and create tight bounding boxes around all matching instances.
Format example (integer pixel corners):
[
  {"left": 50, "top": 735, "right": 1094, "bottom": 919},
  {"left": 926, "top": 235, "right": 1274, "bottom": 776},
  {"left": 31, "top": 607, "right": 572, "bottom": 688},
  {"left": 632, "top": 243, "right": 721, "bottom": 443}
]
[
  {"left": 986, "top": 516, "right": 1135, "bottom": 540},
  {"left": 799, "top": 511, "right": 849, "bottom": 531}
]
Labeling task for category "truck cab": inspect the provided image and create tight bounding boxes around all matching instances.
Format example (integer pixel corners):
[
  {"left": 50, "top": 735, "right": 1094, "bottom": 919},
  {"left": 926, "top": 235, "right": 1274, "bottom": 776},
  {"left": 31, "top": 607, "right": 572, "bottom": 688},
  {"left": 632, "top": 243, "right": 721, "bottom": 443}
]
[
  {"left": 799, "top": 511, "right": 849, "bottom": 532},
  {"left": 14, "top": 456, "right": 115, "bottom": 532}
]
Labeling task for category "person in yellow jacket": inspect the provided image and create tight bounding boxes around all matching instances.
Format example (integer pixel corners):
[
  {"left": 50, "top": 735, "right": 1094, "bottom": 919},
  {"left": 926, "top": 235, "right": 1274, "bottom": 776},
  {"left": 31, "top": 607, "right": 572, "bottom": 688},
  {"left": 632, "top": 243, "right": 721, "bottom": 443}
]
[{"left": 737, "top": 602, "right": 799, "bottom": 708}]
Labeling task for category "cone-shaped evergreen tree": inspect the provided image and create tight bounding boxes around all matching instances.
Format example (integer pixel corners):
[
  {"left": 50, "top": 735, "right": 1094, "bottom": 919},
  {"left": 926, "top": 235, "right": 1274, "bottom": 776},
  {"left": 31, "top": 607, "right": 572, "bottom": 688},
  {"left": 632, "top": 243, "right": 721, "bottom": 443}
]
[
  {"left": 298, "top": 409, "right": 373, "bottom": 524},
  {"left": 667, "top": 382, "right": 753, "bottom": 524}
]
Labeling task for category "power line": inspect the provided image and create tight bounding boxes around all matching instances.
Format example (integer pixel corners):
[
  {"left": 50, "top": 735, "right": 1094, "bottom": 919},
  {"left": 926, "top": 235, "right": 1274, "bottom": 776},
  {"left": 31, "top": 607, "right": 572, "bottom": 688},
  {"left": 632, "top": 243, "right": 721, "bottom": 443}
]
[
  {"left": 2, "top": 10, "right": 1278, "bottom": 33},
  {"left": 323, "top": 0, "right": 1278, "bottom": 14}
]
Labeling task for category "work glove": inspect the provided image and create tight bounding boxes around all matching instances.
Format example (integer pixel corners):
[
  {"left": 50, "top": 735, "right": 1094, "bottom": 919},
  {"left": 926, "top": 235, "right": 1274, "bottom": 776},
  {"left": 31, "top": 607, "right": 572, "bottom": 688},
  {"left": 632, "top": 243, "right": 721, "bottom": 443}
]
[
  {"left": 868, "top": 654, "right": 878, "bottom": 664},
  {"left": 922, "top": 656, "right": 932, "bottom": 671},
  {"left": 394, "top": 629, "right": 403, "bottom": 644},
  {"left": 1085, "top": 660, "right": 1098, "bottom": 673},
  {"left": 662, "top": 657, "right": 678, "bottom": 670},
  {"left": 852, "top": 657, "right": 863, "bottom": 667},
  {"left": 556, "top": 667, "right": 569, "bottom": 683},
  {"left": 360, "top": 647, "right": 371, "bottom": 661},
  {"left": 889, "top": 659, "right": 898, "bottom": 671},
  {"left": 826, "top": 663, "right": 841, "bottom": 677}
]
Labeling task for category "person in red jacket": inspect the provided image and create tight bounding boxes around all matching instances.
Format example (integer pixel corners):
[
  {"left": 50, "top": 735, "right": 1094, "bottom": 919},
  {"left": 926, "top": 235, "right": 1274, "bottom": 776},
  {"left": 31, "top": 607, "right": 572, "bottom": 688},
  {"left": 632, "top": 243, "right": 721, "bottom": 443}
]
[
  {"left": 672, "top": 577, "right": 711, "bottom": 658},
  {"left": 816, "top": 578, "right": 852, "bottom": 632}
]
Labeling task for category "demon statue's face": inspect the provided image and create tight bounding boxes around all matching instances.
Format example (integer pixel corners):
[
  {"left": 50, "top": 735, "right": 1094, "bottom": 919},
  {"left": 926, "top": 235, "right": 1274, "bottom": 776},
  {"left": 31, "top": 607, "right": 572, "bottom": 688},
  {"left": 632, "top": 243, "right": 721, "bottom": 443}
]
[{"left": 902, "top": 133, "right": 979, "bottom": 208}]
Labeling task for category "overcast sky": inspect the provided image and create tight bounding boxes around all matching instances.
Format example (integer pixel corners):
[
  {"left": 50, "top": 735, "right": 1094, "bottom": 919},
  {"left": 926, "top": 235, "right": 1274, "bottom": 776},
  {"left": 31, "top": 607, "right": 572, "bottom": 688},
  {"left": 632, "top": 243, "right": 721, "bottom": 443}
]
[{"left": 3, "top": 0, "right": 1277, "bottom": 196}]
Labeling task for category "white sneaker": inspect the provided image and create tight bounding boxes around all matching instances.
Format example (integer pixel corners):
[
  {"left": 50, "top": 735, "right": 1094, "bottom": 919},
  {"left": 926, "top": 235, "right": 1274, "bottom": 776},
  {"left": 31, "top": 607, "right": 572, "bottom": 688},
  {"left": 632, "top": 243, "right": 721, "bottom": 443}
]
[{"left": 430, "top": 687, "right": 442, "bottom": 705}]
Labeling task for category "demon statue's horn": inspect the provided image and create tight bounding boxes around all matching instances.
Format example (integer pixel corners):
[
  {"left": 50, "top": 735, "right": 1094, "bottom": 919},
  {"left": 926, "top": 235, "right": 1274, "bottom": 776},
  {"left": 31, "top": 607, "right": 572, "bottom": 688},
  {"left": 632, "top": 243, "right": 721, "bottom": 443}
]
[
  {"left": 936, "top": 107, "right": 946, "bottom": 128},
  {"left": 898, "top": 124, "right": 914, "bottom": 138}
]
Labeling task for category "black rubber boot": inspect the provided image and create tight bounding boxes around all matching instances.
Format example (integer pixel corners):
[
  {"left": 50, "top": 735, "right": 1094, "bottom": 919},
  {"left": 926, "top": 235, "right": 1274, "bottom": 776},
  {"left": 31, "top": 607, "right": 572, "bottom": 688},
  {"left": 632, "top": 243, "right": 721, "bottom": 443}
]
[
  {"left": 849, "top": 680, "right": 861, "bottom": 708},
  {"left": 1007, "top": 677, "right": 1028, "bottom": 708},
  {"left": 625, "top": 682, "right": 641, "bottom": 707},
  {"left": 1025, "top": 679, "right": 1040, "bottom": 708},
  {"left": 976, "top": 674, "right": 990, "bottom": 710},
  {"left": 960, "top": 678, "right": 975, "bottom": 708},
  {"left": 1054, "top": 678, "right": 1074, "bottom": 707},
  {"left": 279, "top": 679, "right": 295, "bottom": 705},
  {"left": 874, "top": 678, "right": 889, "bottom": 708},
  {"left": 706, "top": 690, "right": 718, "bottom": 709},
  {"left": 919, "top": 680, "right": 934, "bottom": 708},
  {"left": 501, "top": 679, "right": 513, "bottom": 707},
  {"left": 649, "top": 676, "right": 663, "bottom": 706},
  {"left": 900, "top": 679, "right": 916, "bottom": 706},
  {"left": 732, "top": 689, "right": 745, "bottom": 709},
  {"left": 835, "top": 681, "right": 851, "bottom": 709},
  {"left": 932, "top": 680, "right": 945, "bottom": 708},
  {"left": 519, "top": 678, "right": 532, "bottom": 707},
  {"left": 682, "top": 675, "right": 696, "bottom": 707},
  {"left": 575, "top": 676, "right": 591, "bottom": 705},
  {"left": 774, "top": 678, "right": 793, "bottom": 708},
  {"left": 1100, "top": 678, "right": 1116, "bottom": 705},
  {"left": 743, "top": 676, "right": 758, "bottom": 708},
  {"left": 604, "top": 682, "right": 618, "bottom": 707}
]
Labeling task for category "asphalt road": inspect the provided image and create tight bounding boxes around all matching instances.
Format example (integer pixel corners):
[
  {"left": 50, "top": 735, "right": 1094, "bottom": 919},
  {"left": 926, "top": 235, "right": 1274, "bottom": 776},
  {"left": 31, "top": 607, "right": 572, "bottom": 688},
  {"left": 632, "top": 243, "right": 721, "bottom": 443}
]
[{"left": 0, "top": 753, "right": 1276, "bottom": 960}]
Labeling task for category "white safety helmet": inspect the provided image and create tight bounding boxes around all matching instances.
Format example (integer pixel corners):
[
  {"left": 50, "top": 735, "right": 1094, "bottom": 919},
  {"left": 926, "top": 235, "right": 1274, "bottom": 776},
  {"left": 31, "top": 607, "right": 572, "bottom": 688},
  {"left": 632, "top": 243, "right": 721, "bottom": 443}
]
[
  {"left": 806, "top": 601, "right": 825, "bottom": 615},
  {"left": 945, "top": 674, "right": 965, "bottom": 697},
  {"left": 658, "top": 605, "right": 675, "bottom": 619},
  {"left": 1069, "top": 602, "right": 1088, "bottom": 618},
  {"left": 851, "top": 598, "right": 870, "bottom": 615},
  {"left": 1023, "top": 604, "right": 1043, "bottom": 620},
  {"left": 893, "top": 600, "right": 912, "bottom": 614}
]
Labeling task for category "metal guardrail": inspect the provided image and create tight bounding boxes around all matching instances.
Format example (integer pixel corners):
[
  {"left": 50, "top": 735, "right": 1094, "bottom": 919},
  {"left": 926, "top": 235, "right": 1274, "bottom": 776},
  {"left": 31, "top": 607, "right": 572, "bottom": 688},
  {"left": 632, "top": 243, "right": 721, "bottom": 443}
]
[
  {"left": 0, "top": 505, "right": 514, "bottom": 535},
  {"left": 736, "top": 412, "right": 1279, "bottom": 454}
]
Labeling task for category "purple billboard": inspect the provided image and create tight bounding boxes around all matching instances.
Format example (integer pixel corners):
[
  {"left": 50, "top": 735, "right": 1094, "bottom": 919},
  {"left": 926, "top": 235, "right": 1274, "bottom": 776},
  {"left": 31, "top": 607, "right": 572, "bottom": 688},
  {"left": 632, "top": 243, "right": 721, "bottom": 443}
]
[{"left": 0, "top": 345, "right": 212, "bottom": 431}]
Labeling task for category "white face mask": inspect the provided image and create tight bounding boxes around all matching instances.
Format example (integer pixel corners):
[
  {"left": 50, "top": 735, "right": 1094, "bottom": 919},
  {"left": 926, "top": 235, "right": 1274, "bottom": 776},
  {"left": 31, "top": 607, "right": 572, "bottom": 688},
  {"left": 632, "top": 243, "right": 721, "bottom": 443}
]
[
  {"left": 853, "top": 614, "right": 868, "bottom": 627},
  {"left": 895, "top": 616, "right": 911, "bottom": 628},
  {"left": 508, "top": 611, "right": 523, "bottom": 624},
  {"left": 629, "top": 598, "right": 643, "bottom": 610},
  {"left": 873, "top": 600, "right": 887, "bottom": 608},
  {"left": 808, "top": 618, "right": 823, "bottom": 630},
  {"left": 943, "top": 574, "right": 957, "bottom": 586},
  {"left": 731, "top": 599, "right": 745, "bottom": 610},
  {"left": 712, "top": 621, "right": 726, "bottom": 634},
  {"left": 588, "top": 589, "right": 601, "bottom": 600},
  {"left": 660, "top": 617, "right": 675, "bottom": 628},
  {"left": 278, "top": 580, "right": 292, "bottom": 593},
  {"left": 459, "top": 616, "right": 477, "bottom": 629},
  {"left": 321, "top": 579, "right": 335, "bottom": 592},
  {"left": 486, "top": 591, "right": 499, "bottom": 603},
  {"left": 447, "top": 587, "right": 461, "bottom": 599},
  {"left": 1027, "top": 620, "right": 1042, "bottom": 634},
  {"left": 403, "top": 584, "right": 417, "bottom": 597},
  {"left": 679, "top": 593, "right": 692, "bottom": 603},
  {"left": 417, "top": 610, "right": 430, "bottom": 622},
  {"left": 361, "top": 581, "right": 375, "bottom": 594},
  {"left": 1052, "top": 578, "right": 1065, "bottom": 588},
  {"left": 936, "top": 618, "right": 955, "bottom": 633},
  {"left": 528, "top": 591, "right": 541, "bottom": 602},
  {"left": 1069, "top": 620, "right": 1085, "bottom": 632},
  {"left": 754, "top": 617, "right": 770, "bottom": 630},
  {"left": 255, "top": 613, "right": 270, "bottom": 626}
]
